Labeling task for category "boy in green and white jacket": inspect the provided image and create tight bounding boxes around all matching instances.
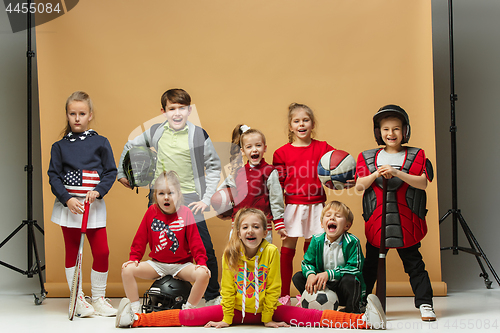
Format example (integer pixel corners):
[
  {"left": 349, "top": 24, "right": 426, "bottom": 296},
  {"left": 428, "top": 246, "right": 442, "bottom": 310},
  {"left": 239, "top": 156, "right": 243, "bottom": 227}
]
[{"left": 292, "top": 201, "right": 365, "bottom": 313}]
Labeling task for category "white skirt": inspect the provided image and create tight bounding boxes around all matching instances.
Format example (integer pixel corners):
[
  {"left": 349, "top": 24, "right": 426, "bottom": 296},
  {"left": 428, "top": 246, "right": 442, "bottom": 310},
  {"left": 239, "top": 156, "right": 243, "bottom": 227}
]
[
  {"left": 283, "top": 203, "right": 324, "bottom": 238},
  {"left": 51, "top": 197, "right": 107, "bottom": 229}
]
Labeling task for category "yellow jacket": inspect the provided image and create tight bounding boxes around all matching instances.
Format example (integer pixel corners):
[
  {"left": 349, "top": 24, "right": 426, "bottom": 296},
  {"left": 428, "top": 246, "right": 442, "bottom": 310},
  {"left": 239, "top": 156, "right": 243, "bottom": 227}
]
[{"left": 221, "top": 240, "right": 281, "bottom": 324}]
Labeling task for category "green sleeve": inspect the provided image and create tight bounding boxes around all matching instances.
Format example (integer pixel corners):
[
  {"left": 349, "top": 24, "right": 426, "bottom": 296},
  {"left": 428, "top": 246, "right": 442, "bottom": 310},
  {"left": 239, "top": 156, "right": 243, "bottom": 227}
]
[{"left": 301, "top": 236, "right": 319, "bottom": 278}]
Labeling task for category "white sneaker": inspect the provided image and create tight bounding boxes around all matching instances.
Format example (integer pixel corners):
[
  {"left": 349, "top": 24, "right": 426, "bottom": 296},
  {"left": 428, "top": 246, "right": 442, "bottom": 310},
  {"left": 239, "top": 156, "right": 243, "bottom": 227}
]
[
  {"left": 362, "top": 294, "right": 386, "bottom": 329},
  {"left": 182, "top": 302, "right": 196, "bottom": 310},
  {"left": 115, "top": 298, "right": 136, "bottom": 328},
  {"left": 420, "top": 304, "right": 436, "bottom": 321},
  {"left": 92, "top": 296, "right": 118, "bottom": 317},
  {"left": 75, "top": 295, "right": 95, "bottom": 318},
  {"left": 205, "top": 296, "right": 222, "bottom": 306}
]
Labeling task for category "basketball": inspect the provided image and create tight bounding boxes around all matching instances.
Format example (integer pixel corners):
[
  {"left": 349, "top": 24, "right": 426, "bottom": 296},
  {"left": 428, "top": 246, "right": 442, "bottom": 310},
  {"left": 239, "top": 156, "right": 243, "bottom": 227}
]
[
  {"left": 317, "top": 150, "right": 356, "bottom": 190},
  {"left": 210, "top": 187, "right": 235, "bottom": 218}
]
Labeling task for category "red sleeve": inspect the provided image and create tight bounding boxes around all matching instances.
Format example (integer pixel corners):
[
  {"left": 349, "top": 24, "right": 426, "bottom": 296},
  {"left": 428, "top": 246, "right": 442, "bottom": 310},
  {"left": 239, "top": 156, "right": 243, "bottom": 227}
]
[
  {"left": 272, "top": 145, "right": 287, "bottom": 187},
  {"left": 324, "top": 142, "right": 335, "bottom": 153},
  {"left": 183, "top": 208, "right": 208, "bottom": 266},
  {"left": 355, "top": 152, "right": 371, "bottom": 180},
  {"left": 410, "top": 149, "right": 431, "bottom": 181},
  {"left": 129, "top": 208, "right": 151, "bottom": 261}
]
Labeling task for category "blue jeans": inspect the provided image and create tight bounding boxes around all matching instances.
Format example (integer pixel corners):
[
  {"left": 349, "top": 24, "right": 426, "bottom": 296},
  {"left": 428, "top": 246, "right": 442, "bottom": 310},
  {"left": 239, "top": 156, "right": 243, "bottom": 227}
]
[{"left": 149, "top": 190, "right": 220, "bottom": 301}]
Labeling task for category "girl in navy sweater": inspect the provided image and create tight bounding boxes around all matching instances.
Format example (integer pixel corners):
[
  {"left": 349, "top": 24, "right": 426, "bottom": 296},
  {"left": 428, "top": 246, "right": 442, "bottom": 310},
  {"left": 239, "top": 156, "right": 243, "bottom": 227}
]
[{"left": 48, "top": 91, "right": 117, "bottom": 317}]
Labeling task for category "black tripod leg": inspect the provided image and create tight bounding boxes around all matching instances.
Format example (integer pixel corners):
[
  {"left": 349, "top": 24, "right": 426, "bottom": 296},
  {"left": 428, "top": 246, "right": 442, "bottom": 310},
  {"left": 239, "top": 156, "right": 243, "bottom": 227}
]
[
  {"left": 29, "top": 223, "right": 47, "bottom": 304},
  {"left": 439, "top": 209, "right": 452, "bottom": 224},
  {"left": 0, "top": 224, "right": 25, "bottom": 249},
  {"left": 457, "top": 213, "right": 500, "bottom": 288},
  {"left": 34, "top": 222, "right": 44, "bottom": 235}
]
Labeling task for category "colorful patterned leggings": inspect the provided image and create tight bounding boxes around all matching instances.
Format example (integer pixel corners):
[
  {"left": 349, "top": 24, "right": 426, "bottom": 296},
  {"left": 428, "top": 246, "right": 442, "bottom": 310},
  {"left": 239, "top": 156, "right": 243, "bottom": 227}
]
[{"left": 133, "top": 305, "right": 367, "bottom": 329}]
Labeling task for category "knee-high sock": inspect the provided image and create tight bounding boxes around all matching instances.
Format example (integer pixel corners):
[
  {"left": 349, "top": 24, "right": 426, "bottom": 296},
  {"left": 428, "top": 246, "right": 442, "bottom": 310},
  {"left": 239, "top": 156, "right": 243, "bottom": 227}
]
[
  {"left": 280, "top": 247, "right": 296, "bottom": 296},
  {"left": 90, "top": 269, "right": 107, "bottom": 300},
  {"left": 320, "top": 310, "right": 366, "bottom": 329},
  {"left": 133, "top": 309, "right": 181, "bottom": 327},
  {"left": 65, "top": 266, "right": 83, "bottom": 297}
]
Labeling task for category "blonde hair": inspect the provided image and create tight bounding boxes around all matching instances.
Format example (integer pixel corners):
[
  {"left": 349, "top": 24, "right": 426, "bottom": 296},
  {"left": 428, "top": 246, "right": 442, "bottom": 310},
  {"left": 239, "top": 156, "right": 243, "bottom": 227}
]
[
  {"left": 152, "top": 170, "right": 184, "bottom": 209},
  {"left": 62, "top": 91, "right": 94, "bottom": 137},
  {"left": 321, "top": 200, "right": 354, "bottom": 225},
  {"left": 287, "top": 102, "right": 317, "bottom": 143},
  {"left": 223, "top": 208, "right": 267, "bottom": 272}
]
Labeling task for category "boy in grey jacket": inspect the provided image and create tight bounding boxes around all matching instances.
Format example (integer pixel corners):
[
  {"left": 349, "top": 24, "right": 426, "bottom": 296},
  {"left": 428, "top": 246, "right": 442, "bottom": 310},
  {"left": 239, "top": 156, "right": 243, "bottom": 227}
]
[{"left": 117, "top": 88, "right": 221, "bottom": 304}]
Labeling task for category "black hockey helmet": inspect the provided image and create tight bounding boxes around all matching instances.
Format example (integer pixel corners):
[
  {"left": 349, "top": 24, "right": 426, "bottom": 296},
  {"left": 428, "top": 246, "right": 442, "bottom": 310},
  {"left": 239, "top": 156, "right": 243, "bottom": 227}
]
[
  {"left": 373, "top": 104, "right": 411, "bottom": 145},
  {"left": 142, "top": 275, "right": 192, "bottom": 313},
  {"left": 123, "top": 146, "right": 157, "bottom": 189}
]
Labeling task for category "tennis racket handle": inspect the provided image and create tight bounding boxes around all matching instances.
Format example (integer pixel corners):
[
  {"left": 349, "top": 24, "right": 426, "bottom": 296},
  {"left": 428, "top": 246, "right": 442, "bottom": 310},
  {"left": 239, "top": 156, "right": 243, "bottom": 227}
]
[{"left": 81, "top": 201, "right": 90, "bottom": 233}]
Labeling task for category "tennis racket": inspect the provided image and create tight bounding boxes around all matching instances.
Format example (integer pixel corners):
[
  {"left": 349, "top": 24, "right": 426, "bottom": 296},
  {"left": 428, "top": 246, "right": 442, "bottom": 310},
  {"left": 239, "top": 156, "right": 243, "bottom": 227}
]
[{"left": 69, "top": 201, "right": 90, "bottom": 320}]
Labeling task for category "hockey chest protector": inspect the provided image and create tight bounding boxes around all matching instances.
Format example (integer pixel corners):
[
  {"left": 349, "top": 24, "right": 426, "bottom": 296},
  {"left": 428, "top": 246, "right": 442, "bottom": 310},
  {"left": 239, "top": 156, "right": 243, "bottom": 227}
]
[{"left": 359, "top": 147, "right": 433, "bottom": 249}]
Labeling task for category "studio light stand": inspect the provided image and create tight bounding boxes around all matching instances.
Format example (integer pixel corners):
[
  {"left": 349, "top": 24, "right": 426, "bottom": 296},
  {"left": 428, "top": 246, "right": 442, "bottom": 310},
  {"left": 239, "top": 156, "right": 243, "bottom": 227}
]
[
  {"left": 0, "top": 0, "right": 47, "bottom": 304},
  {"left": 439, "top": 0, "right": 500, "bottom": 289}
]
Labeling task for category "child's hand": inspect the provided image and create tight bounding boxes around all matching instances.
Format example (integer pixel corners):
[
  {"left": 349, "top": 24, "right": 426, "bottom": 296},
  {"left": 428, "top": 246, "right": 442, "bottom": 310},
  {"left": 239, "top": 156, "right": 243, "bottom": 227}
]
[
  {"left": 305, "top": 274, "right": 319, "bottom": 294},
  {"left": 344, "top": 179, "right": 356, "bottom": 189},
  {"left": 276, "top": 228, "right": 288, "bottom": 240},
  {"left": 264, "top": 321, "right": 290, "bottom": 328},
  {"left": 377, "top": 165, "right": 398, "bottom": 179},
  {"left": 85, "top": 190, "right": 100, "bottom": 204},
  {"left": 204, "top": 321, "right": 229, "bottom": 328},
  {"left": 195, "top": 265, "right": 211, "bottom": 278},
  {"left": 66, "top": 198, "right": 84, "bottom": 215},
  {"left": 122, "top": 260, "right": 139, "bottom": 269},
  {"left": 188, "top": 201, "right": 208, "bottom": 215},
  {"left": 316, "top": 272, "right": 329, "bottom": 291},
  {"left": 217, "top": 214, "right": 232, "bottom": 221},
  {"left": 118, "top": 177, "right": 133, "bottom": 189}
]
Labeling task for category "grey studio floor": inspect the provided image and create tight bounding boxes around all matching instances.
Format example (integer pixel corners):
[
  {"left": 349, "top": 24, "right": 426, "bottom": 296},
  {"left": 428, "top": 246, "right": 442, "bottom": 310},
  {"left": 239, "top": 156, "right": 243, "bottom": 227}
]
[{"left": 2, "top": 288, "right": 500, "bottom": 332}]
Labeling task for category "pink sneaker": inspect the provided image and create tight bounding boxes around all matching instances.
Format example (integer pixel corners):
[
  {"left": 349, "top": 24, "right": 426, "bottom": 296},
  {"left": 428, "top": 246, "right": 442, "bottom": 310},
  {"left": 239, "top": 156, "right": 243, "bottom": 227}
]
[
  {"left": 295, "top": 294, "right": 302, "bottom": 307},
  {"left": 278, "top": 295, "right": 291, "bottom": 306}
]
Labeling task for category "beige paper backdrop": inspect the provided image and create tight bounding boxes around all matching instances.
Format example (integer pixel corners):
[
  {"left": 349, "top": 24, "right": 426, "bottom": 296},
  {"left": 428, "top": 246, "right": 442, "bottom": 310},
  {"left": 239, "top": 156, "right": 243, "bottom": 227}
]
[{"left": 36, "top": 0, "right": 445, "bottom": 297}]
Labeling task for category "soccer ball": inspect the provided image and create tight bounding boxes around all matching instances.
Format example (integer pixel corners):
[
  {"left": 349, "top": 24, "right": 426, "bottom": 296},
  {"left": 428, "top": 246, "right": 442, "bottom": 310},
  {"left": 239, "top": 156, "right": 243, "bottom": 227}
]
[
  {"left": 317, "top": 150, "right": 356, "bottom": 190},
  {"left": 300, "top": 288, "right": 339, "bottom": 310}
]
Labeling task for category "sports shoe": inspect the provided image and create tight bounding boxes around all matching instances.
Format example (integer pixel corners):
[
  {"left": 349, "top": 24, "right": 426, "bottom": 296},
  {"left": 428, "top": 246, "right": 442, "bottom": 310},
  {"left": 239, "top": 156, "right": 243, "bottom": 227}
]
[
  {"left": 75, "top": 295, "right": 95, "bottom": 318},
  {"left": 362, "top": 294, "right": 386, "bottom": 329},
  {"left": 205, "top": 295, "right": 222, "bottom": 306},
  {"left": 115, "top": 298, "right": 136, "bottom": 328},
  {"left": 295, "top": 294, "right": 302, "bottom": 307},
  {"left": 278, "top": 295, "right": 291, "bottom": 306},
  {"left": 92, "top": 296, "right": 118, "bottom": 317},
  {"left": 182, "top": 302, "right": 197, "bottom": 310},
  {"left": 420, "top": 304, "right": 436, "bottom": 321}
]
